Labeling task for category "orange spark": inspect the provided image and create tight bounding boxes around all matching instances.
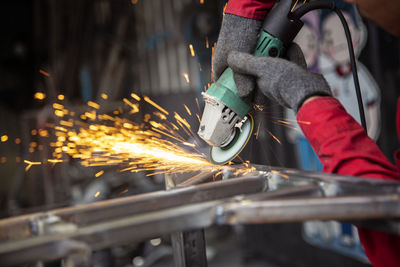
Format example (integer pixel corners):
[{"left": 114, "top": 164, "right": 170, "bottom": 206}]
[
  {"left": 39, "top": 69, "right": 50, "bottom": 77},
  {"left": 277, "top": 120, "right": 293, "bottom": 125},
  {"left": 60, "top": 120, "right": 73, "bottom": 127},
  {"left": 131, "top": 93, "right": 141, "bottom": 101},
  {"left": 271, "top": 170, "right": 289, "bottom": 179},
  {"left": 94, "top": 191, "right": 100, "bottom": 198},
  {"left": 95, "top": 170, "right": 104, "bottom": 178},
  {"left": 297, "top": 120, "right": 311, "bottom": 125},
  {"left": 189, "top": 44, "right": 195, "bottom": 57},
  {"left": 24, "top": 160, "right": 42, "bottom": 171},
  {"left": 101, "top": 94, "right": 108, "bottom": 100},
  {"left": 54, "top": 110, "right": 64, "bottom": 117},
  {"left": 196, "top": 114, "right": 201, "bottom": 124},
  {"left": 143, "top": 96, "right": 169, "bottom": 115},
  {"left": 183, "top": 73, "right": 190, "bottom": 83},
  {"left": 34, "top": 92, "right": 46, "bottom": 100},
  {"left": 184, "top": 104, "right": 192, "bottom": 116},
  {"left": 58, "top": 94, "right": 65, "bottom": 100},
  {"left": 195, "top": 98, "right": 201, "bottom": 113},
  {"left": 88, "top": 101, "right": 100, "bottom": 109},
  {"left": 183, "top": 142, "right": 196, "bottom": 147},
  {"left": 53, "top": 103, "right": 64, "bottom": 109},
  {"left": 123, "top": 98, "right": 139, "bottom": 114},
  {"left": 48, "top": 159, "right": 64, "bottom": 164},
  {"left": 1, "top": 135, "right": 8, "bottom": 142},
  {"left": 266, "top": 130, "right": 281, "bottom": 145}
]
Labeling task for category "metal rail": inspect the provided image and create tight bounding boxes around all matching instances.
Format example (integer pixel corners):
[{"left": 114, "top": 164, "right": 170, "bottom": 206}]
[{"left": 0, "top": 166, "right": 400, "bottom": 266}]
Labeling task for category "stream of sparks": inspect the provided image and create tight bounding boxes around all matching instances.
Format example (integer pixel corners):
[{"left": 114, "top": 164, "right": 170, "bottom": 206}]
[{"left": 41, "top": 94, "right": 217, "bottom": 175}]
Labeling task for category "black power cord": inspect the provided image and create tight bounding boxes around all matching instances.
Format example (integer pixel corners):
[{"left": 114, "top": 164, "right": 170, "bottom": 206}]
[{"left": 291, "top": 1, "right": 367, "bottom": 131}]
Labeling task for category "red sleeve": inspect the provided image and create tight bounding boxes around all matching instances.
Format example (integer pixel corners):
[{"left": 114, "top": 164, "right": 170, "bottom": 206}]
[
  {"left": 225, "top": 0, "right": 276, "bottom": 20},
  {"left": 297, "top": 97, "right": 399, "bottom": 180},
  {"left": 297, "top": 96, "right": 400, "bottom": 267}
]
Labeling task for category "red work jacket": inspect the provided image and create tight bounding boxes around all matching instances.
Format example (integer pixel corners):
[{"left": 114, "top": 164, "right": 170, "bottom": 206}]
[
  {"left": 225, "top": 1, "right": 400, "bottom": 266},
  {"left": 298, "top": 97, "right": 400, "bottom": 267}
]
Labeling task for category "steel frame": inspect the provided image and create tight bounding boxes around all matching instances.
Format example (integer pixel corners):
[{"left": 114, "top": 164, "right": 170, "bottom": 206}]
[{"left": 1, "top": 165, "right": 400, "bottom": 266}]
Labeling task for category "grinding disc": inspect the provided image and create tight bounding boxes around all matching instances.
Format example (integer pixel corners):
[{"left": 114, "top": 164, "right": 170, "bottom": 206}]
[{"left": 210, "top": 114, "right": 254, "bottom": 165}]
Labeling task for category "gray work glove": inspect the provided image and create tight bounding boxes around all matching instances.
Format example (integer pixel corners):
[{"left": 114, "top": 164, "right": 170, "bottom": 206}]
[
  {"left": 213, "top": 13, "right": 262, "bottom": 97},
  {"left": 227, "top": 43, "right": 332, "bottom": 111}
]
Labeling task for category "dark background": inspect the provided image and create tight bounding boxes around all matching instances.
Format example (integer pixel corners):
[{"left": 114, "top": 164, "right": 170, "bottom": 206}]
[{"left": 0, "top": 0, "right": 399, "bottom": 266}]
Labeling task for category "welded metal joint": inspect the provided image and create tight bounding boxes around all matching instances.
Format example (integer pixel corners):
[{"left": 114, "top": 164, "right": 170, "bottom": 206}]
[{"left": 29, "top": 212, "right": 78, "bottom": 236}]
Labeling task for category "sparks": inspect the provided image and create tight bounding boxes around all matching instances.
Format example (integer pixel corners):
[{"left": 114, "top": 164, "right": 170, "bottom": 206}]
[
  {"left": 183, "top": 104, "right": 192, "bottom": 116},
  {"left": 34, "top": 92, "right": 46, "bottom": 100},
  {"left": 42, "top": 95, "right": 217, "bottom": 175},
  {"left": 95, "top": 170, "right": 104, "bottom": 178},
  {"left": 131, "top": 93, "right": 141, "bottom": 101},
  {"left": 182, "top": 73, "right": 190, "bottom": 83},
  {"left": 143, "top": 96, "right": 169, "bottom": 115},
  {"left": 189, "top": 44, "right": 195, "bottom": 57},
  {"left": 39, "top": 69, "right": 50, "bottom": 77},
  {"left": 266, "top": 130, "right": 281, "bottom": 145},
  {"left": 88, "top": 101, "right": 100, "bottom": 109},
  {"left": 24, "top": 160, "right": 42, "bottom": 171}
]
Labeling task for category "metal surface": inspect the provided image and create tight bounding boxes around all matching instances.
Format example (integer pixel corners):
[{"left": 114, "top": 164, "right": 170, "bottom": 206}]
[
  {"left": 221, "top": 194, "right": 400, "bottom": 224},
  {"left": 1, "top": 166, "right": 400, "bottom": 266},
  {"left": 0, "top": 174, "right": 266, "bottom": 242}
]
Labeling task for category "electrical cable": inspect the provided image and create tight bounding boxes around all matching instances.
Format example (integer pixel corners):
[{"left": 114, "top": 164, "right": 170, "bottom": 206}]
[{"left": 291, "top": 1, "right": 367, "bottom": 131}]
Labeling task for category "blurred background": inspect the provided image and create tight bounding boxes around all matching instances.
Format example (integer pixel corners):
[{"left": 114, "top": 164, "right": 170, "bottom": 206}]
[{"left": 0, "top": 0, "right": 399, "bottom": 266}]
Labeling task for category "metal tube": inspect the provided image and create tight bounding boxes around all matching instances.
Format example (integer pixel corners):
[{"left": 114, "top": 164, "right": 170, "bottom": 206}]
[{"left": 221, "top": 194, "right": 400, "bottom": 224}]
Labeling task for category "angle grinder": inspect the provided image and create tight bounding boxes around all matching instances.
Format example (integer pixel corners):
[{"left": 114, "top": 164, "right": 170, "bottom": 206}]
[{"left": 198, "top": 0, "right": 304, "bottom": 164}]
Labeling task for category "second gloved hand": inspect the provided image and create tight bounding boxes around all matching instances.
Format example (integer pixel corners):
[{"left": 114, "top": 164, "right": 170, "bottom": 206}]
[{"left": 227, "top": 44, "right": 332, "bottom": 111}]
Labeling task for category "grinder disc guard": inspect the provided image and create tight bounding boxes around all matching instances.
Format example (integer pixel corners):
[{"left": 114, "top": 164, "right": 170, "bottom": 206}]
[{"left": 210, "top": 115, "right": 254, "bottom": 165}]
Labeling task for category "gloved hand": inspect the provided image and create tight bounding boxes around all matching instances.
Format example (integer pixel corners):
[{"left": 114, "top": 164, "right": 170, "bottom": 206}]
[
  {"left": 212, "top": 13, "right": 262, "bottom": 97},
  {"left": 227, "top": 43, "right": 332, "bottom": 111}
]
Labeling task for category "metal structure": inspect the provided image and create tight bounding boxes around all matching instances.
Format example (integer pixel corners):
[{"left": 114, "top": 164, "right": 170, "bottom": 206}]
[{"left": 1, "top": 165, "right": 400, "bottom": 266}]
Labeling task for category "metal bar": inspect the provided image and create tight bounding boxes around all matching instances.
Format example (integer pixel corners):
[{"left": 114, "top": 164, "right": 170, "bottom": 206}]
[
  {"left": 265, "top": 165, "right": 400, "bottom": 188},
  {"left": 0, "top": 201, "right": 219, "bottom": 266},
  {"left": 1, "top": 193, "right": 400, "bottom": 265},
  {"left": 2, "top": 167, "right": 400, "bottom": 266},
  {"left": 0, "top": 175, "right": 266, "bottom": 242},
  {"left": 220, "top": 194, "right": 400, "bottom": 224}
]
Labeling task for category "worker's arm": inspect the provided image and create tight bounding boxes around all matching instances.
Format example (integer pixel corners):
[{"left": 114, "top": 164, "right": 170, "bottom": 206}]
[
  {"left": 225, "top": 0, "right": 275, "bottom": 20},
  {"left": 297, "top": 96, "right": 399, "bottom": 180},
  {"left": 297, "top": 96, "right": 400, "bottom": 267}
]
